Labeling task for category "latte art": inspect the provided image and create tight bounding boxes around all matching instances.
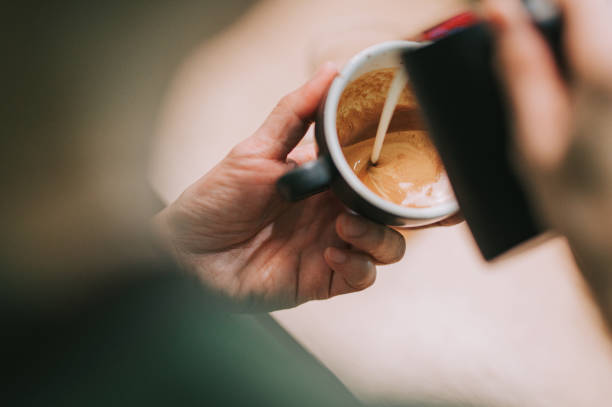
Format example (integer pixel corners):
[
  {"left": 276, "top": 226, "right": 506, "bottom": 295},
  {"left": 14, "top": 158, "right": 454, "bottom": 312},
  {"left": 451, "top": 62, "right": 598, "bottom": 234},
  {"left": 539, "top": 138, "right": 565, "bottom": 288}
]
[
  {"left": 338, "top": 68, "right": 454, "bottom": 209},
  {"left": 343, "top": 131, "right": 453, "bottom": 208}
]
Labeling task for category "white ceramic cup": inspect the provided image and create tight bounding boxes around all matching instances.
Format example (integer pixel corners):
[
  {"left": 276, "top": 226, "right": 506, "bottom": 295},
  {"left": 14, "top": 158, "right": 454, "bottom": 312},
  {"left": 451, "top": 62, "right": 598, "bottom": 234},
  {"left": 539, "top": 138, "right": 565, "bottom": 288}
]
[{"left": 278, "top": 41, "right": 459, "bottom": 227}]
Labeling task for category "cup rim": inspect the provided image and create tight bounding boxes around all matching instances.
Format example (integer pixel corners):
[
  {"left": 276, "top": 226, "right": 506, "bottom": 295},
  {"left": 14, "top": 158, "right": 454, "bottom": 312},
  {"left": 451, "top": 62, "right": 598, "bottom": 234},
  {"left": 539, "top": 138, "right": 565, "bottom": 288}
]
[{"left": 324, "top": 40, "right": 460, "bottom": 220}]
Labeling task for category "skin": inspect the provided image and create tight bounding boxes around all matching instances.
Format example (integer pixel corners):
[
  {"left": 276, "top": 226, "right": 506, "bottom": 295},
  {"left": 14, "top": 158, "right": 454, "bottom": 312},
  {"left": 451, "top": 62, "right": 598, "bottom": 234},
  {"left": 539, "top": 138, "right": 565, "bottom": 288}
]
[
  {"left": 484, "top": 0, "right": 612, "bottom": 325},
  {"left": 154, "top": 62, "right": 409, "bottom": 312}
]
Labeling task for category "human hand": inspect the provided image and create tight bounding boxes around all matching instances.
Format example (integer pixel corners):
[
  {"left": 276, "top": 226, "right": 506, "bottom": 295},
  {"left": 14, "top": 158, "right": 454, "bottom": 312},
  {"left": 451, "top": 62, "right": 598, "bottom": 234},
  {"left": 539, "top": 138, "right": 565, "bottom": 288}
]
[
  {"left": 154, "top": 63, "right": 407, "bottom": 311},
  {"left": 485, "top": 0, "right": 612, "bottom": 321}
]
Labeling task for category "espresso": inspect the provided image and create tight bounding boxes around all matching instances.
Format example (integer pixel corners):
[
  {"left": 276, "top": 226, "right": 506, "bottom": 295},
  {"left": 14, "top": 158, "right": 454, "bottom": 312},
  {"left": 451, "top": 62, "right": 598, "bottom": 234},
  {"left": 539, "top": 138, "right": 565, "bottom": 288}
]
[
  {"left": 338, "top": 68, "right": 453, "bottom": 208},
  {"left": 343, "top": 129, "right": 452, "bottom": 208}
]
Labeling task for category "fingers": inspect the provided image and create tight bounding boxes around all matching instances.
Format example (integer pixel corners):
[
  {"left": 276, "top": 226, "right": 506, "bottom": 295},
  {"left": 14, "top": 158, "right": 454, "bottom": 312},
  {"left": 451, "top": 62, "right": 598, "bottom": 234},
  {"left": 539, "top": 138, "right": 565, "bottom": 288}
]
[
  {"left": 556, "top": 0, "right": 611, "bottom": 43},
  {"left": 335, "top": 213, "right": 406, "bottom": 265},
  {"left": 237, "top": 62, "right": 337, "bottom": 161},
  {"left": 436, "top": 211, "right": 464, "bottom": 227},
  {"left": 324, "top": 213, "right": 406, "bottom": 296},
  {"left": 286, "top": 143, "right": 318, "bottom": 166},
  {"left": 324, "top": 247, "right": 376, "bottom": 292},
  {"left": 556, "top": 0, "right": 612, "bottom": 88},
  {"left": 484, "top": 0, "right": 571, "bottom": 171}
]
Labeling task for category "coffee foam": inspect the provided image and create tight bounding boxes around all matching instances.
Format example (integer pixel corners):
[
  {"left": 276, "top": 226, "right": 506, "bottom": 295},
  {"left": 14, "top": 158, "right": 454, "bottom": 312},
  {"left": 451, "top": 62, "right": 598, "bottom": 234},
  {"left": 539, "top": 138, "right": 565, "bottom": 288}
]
[
  {"left": 399, "top": 173, "right": 453, "bottom": 207},
  {"left": 338, "top": 68, "right": 455, "bottom": 209}
]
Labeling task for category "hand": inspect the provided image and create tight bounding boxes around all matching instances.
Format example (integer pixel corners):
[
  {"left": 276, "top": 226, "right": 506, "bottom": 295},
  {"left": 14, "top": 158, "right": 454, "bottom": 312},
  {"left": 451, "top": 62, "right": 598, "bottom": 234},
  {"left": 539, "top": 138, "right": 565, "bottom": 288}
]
[
  {"left": 154, "top": 63, "right": 407, "bottom": 311},
  {"left": 485, "top": 0, "right": 612, "bottom": 322}
]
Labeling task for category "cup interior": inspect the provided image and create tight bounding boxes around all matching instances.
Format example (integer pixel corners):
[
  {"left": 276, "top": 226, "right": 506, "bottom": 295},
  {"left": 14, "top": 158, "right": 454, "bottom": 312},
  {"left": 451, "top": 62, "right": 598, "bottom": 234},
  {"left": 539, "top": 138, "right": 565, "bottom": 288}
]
[
  {"left": 324, "top": 41, "right": 459, "bottom": 222},
  {"left": 336, "top": 68, "right": 426, "bottom": 148}
]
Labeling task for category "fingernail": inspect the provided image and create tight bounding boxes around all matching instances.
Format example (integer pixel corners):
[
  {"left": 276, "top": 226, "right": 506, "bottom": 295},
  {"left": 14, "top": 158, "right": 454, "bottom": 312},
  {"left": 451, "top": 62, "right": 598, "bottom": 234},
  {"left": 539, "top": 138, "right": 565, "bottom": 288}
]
[
  {"left": 316, "top": 61, "right": 338, "bottom": 77},
  {"left": 342, "top": 214, "right": 368, "bottom": 238},
  {"left": 351, "top": 263, "right": 376, "bottom": 290},
  {"left": 327, "top": 247, "right": 347, "bottom": 264}
]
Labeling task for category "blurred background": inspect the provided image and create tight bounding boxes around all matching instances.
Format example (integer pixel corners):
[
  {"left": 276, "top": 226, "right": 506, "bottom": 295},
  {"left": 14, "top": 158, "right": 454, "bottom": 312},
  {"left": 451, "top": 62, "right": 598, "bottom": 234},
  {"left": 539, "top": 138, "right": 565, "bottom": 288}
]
[
  {"left": 150, "top": 1, "right": 612, "bottom": 406},
  {"left": 5, "top": 1, "right": 612, "bottom": 406}
]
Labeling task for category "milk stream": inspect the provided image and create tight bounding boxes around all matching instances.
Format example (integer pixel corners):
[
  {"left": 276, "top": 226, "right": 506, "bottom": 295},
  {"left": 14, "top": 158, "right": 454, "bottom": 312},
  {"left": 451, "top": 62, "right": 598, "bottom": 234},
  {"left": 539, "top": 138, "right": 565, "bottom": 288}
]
[{"left": 370, "top": 68, "right": 408, "bottom": 165}]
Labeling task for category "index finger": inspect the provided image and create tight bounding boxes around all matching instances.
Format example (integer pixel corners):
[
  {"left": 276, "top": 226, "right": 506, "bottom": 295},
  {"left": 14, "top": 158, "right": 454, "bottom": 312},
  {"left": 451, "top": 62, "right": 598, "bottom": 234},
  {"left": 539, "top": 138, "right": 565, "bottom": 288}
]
[{"left": 237, "top": 62, "right": 337, "bottom": 161}]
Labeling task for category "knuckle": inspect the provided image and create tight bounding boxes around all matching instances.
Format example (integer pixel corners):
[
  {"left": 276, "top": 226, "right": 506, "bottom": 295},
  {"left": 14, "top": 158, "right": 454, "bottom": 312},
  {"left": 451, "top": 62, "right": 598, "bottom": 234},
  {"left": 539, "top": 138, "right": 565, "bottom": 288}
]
[{"left": 229, "top": 142, "right": 249, "bottom": 158}]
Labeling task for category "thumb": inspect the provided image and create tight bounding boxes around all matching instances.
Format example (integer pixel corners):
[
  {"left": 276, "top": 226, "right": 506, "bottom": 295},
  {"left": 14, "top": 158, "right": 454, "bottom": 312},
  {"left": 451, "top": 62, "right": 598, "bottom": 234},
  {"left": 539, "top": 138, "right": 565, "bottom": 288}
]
[{"left": 237, "top": 62, "right": 337, "bottom": 161}]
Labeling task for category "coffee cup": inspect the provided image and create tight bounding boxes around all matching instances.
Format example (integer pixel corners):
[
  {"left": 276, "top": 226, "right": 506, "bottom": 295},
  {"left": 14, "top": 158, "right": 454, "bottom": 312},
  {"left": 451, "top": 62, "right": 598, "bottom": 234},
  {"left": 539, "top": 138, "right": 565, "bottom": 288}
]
[{"left": 277, "top": 41, "right": 459, "bottom": 227}]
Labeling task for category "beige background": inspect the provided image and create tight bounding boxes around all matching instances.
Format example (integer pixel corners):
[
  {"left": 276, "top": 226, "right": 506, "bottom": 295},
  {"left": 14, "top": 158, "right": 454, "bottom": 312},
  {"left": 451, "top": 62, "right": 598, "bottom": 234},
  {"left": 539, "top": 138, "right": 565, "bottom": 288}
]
[{"left": 150, "top": 1, "right": 612, "bottom": 406}]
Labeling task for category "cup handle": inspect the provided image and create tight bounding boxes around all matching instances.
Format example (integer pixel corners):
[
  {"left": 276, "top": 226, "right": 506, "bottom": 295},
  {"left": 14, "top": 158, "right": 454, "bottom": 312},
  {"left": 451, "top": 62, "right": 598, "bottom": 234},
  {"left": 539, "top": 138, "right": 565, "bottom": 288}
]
[{"left": 276, "top": 156, "right": 333, "bottom": 201}]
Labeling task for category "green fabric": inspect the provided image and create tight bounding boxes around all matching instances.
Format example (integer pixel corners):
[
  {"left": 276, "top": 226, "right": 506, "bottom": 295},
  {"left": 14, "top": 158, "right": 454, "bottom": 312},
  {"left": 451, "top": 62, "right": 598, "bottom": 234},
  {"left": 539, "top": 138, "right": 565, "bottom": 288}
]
[{"left": 5, "top": 270, "right": 361, "bottom": 407}]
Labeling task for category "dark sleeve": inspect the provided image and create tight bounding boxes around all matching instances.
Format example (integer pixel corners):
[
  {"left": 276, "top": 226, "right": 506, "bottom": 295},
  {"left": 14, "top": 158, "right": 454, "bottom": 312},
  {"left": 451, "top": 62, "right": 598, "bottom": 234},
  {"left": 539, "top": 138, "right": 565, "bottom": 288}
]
[{"left": 5, "top": 269, "right": 362, "bottom": 407}]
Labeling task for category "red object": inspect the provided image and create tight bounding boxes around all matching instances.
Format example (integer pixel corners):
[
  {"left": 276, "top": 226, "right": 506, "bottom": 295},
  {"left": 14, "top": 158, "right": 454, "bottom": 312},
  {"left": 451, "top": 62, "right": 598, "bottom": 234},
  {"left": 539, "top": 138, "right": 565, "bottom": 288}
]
[{"left": 419, "top": 11, "right": 479, "bottom": 41}]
